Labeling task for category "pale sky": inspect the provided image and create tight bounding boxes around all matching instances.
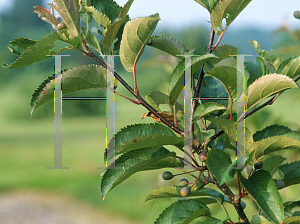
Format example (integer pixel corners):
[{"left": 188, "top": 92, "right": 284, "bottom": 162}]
[
  {"left": 0, "top": 0, "right": 299, "bottom": 29},
  {"left": 113, "top": 0, "right": 300, "bottom": 29}
]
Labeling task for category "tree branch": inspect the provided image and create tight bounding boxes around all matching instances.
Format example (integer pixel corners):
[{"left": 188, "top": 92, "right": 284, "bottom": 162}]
[
  {"left": 208, "top": 74, "right": 300, "bottom": 147},
  {"left": 217, "top": 183, "right": 250, "bottom": 223},
  {"left": 82, "top": 40, "right": 185, "bottom": 136}
]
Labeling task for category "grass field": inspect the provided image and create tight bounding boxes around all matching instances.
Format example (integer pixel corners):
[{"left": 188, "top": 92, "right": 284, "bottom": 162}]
[{"left": 1, "top": 66, "right": 300, "bottom": 223}]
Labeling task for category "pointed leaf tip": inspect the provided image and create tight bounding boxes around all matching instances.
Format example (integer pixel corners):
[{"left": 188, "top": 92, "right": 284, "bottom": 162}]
[{"left": 120, "top": 14, "right": 160, "bottom": 72}]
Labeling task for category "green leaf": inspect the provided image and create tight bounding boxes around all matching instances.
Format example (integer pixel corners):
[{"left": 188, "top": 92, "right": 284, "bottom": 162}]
[
  {"left": 81, "top": 27, "right": 102, "bottom": 54},
  {"left": 108, "top": 123, "right": 184, "bottom": 158},
  {"left": 194, "top": 0, "right": 219, "bottom": 12},
  {"left": 206, "top": 148, "right": 239, "bottom": 185},
  {"left": 85, "top": 6, "right": 111, "bottom": 29},
  {"left": 120, "top": 14, "right": 160, "bottom": 72},
  {"left": 284, "top": 216, "right": 300, "bottom": 224},
  {"left": 253, "top": 124, "right": 295, "bottom": 141},
  {"left": 2, "top": 31, "right": 74, "bottom": 69},
  {"left": 245, "top": 57, "right": 270, "bottom": 86},
  {"left": 239, "top": 170, "right": 284, "bottom": 224},
  {"left": 145, "top": 90, "right": 184, "bottom": 113},
  {"left": 90, "top": 0, "right": 121, "bottom": 22},
  {"left": 6, "top": 37, "right": 36, "bottom": 56},
  {"left": 250, "top": 215, "right": 272, "bottom": 224},
  {"left": 145, "top": 186, "right": 225, "bottom": 203},
  {"left": 102, "top": 0, "right": 133, "bottom": 54},
  {"left": 245, "top": 74, "right": 298, "bottom": 112},
  {"left": 79, "top": 0, "right": 92, "bottom": 25},
  {"left": 261, "top": 155, "right": 286, "bottom": 172},
  {"left": 213, "top": 44, "right": 237, "bottom": 64},
  {"left": 207, "top": 117, "right": 253, "bottom": 150},
  {"left": 272, "top": 161, "right": 300, "bottom": 187},
  {"left": 254, "top": 135, "right": 300, "bottom": 159},
  {"left": 50, "top": 0, "right": 81, "bottom": 37},
  {"left": 284, "top": 201, "right": 300, "bottom": 218},
  {"left": 145, "top": 91, "right": 169, "bottom": 112},
  {"left": 30, "top": 64, "right": 107, "bottom": 114},
  {"left": 206, "top": 66, "right": 239, "bottom": 99},
  {"left": 196, "top": 216, "right": 228, "bottom": 224},
  {"left": 193, "top": 102, "right": 227, "bottom": 123},
  {"left": 250, "top": 40, "right": 283, "bottom": 71},
  {"left": 100, "top": 146, "right": 183, "bottom": 199},
  {"left": 199, "top": 75, "right": 229, "bottom": 115},
  {"left": 211, "top": 0, "right": 252, "bottom": 35},
  {"left": 277, "top": 56, "right": 300, "bottom": 80},
  {"left": 168, "top": 54, "right": 218, "bottom": 105},
  {"left": 147, "top": 34, "right": 188, "bottom": 58},
  {"left": 154, "top": 199, "right": 211, "bottom": 224}
]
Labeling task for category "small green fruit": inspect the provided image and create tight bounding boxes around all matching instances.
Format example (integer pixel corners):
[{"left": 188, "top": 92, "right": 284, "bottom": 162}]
[
  {"left": 178, "top": 178, "right": 188, "bottom": 187},
  {"left": 254, "top": 160, "right": 263, "bottom": 169},
  {"left": 180, "top": 186, "right": 191, "bottom": 197},
  {"left": 162, "top": 171, "right": 174, "bottom": 180},
  {"left": 276, "top": 180, "right": 285, "bottom": 189},
  {"left": 199, "top": 152, "right": 207, "bottom": 162}
]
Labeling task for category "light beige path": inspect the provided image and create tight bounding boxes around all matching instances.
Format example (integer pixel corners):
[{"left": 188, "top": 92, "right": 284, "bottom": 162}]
[{"left": 0, "top": 190, "right": 138, "bottom": 224}]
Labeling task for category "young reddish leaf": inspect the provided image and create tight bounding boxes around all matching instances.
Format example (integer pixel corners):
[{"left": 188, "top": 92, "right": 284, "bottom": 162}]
[
  {"left": 33, "top": 5, "right": 59, "bottom": 27},
  {"left": 50, "top": 0, "right": 81, "bottom": 37}
]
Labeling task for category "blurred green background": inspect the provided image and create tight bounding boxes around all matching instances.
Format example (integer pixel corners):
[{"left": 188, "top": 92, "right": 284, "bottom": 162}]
[{"left": 0, "top": 0, "right": 300, "bottom": 223}]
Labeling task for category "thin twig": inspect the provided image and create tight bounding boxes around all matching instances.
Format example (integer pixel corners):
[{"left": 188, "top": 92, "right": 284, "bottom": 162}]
[
  {"left": 82, "top": 40, "right": 185, "bottom": 136},
  {"left": 209, "top": 73, "right": 300, "bottom": 145},
  {"left": 210, "top": 31, "right": 225, "bottom": 51}
]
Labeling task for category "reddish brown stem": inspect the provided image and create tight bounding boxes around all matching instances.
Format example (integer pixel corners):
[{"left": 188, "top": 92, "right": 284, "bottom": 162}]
[{"left": 82, "top": 41, "right": 185, "bottom": 136}]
